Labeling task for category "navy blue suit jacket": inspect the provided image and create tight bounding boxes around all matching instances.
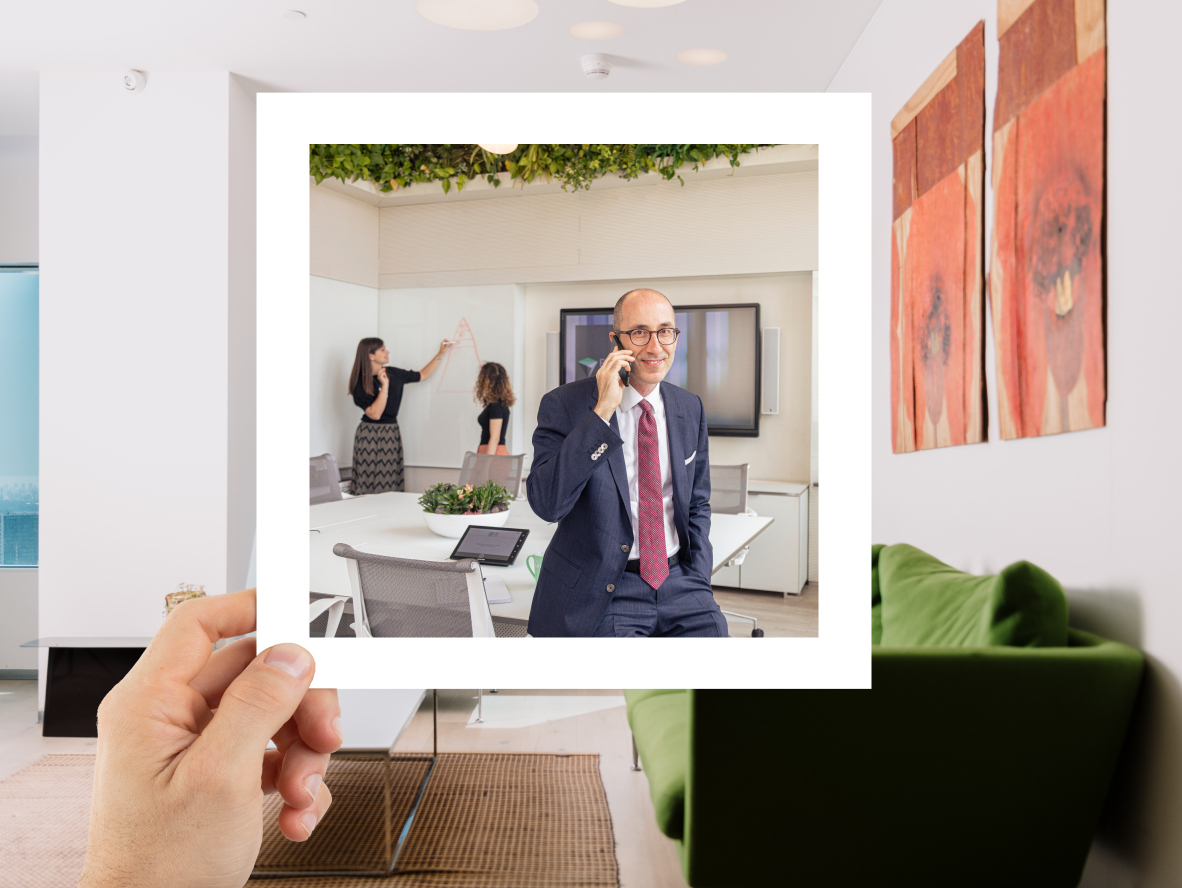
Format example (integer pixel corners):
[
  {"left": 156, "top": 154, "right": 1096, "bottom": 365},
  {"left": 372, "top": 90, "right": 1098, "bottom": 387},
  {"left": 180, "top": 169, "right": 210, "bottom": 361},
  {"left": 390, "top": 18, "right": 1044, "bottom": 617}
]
[{"left": 525, "top": 376, "right": 712, "bottom": 637}]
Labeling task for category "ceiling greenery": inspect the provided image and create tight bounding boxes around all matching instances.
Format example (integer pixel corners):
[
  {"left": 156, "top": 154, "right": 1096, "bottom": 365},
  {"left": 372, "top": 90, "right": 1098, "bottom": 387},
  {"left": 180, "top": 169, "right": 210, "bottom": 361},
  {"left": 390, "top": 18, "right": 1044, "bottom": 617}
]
[{"left": 309, "top": 144, "right": 770, "bottom": 194}]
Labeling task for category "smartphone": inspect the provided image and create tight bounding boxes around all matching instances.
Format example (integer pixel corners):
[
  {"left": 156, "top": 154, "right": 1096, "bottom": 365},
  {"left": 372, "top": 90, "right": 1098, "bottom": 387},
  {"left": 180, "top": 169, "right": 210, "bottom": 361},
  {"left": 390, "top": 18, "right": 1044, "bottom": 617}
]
[{"left": 609, "top": 333, "right": 630, "bottom": 388}]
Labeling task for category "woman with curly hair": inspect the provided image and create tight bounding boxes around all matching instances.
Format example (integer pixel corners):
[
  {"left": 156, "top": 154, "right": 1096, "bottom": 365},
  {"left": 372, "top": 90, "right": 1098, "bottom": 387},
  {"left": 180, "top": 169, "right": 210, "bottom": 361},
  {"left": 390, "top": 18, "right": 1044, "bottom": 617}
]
[{"left": 474, "top": 362, "right": 516, "bottom": 455}]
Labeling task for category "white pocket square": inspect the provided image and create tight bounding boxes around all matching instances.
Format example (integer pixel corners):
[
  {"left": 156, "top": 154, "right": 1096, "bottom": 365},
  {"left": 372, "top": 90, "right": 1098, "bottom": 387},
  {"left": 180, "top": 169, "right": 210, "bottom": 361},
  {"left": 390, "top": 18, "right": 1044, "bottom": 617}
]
[{"left": 684, "top": 451, "right": 696, "bottom": 465}]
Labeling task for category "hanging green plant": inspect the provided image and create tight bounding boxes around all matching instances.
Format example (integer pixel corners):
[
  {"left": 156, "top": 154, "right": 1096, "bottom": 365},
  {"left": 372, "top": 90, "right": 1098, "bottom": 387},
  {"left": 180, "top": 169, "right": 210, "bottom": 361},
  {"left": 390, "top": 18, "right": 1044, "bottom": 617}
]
[{"left": 309, "top": 144, "right": 770, "bottom": 194}]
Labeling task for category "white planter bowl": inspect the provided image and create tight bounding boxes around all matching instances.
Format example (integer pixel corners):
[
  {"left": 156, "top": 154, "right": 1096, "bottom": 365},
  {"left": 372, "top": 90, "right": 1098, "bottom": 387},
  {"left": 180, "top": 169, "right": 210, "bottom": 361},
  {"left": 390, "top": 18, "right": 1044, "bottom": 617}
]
[{"left": 423, "top": 509, "right": 510, "bottom": 539}]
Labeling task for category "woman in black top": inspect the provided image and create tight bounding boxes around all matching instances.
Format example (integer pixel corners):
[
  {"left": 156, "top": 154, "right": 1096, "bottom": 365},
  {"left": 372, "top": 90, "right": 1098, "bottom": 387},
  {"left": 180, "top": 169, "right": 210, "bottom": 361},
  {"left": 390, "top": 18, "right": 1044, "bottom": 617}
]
[
  {"left": 474, "top": 362, "right": 516, "bottom": 455},
  {"left": 348, "top": 336, "right": 450, "bottom": 494}
]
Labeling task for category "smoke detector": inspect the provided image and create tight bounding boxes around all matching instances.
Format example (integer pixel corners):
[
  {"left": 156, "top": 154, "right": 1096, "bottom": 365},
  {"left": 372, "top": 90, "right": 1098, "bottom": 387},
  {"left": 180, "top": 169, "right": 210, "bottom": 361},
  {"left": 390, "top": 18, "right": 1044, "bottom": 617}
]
[
  {"left": 123, "top": 70, "right": 147, "bottom": 94},
  {"left": 581, "top": 54, "right": 612, "bottom": 80}
]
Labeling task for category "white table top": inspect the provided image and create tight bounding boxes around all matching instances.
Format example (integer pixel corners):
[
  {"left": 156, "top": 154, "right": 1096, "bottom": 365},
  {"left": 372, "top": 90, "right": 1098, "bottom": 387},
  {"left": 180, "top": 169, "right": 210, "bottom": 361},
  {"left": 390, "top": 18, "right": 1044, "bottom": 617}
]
[
  {"left": 310, "top": 492, "right": 773, "bottom": 622},
  {"left": 22, "top": 637, "right": 154, "bottom": 648}
]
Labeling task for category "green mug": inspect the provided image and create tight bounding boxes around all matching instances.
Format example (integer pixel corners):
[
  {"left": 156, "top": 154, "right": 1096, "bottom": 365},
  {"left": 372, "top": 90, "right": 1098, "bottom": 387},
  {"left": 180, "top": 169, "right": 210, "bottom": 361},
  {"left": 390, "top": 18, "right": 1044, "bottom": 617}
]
[{"left": 526, "top": 553, "right": 543, "bottom": 581}]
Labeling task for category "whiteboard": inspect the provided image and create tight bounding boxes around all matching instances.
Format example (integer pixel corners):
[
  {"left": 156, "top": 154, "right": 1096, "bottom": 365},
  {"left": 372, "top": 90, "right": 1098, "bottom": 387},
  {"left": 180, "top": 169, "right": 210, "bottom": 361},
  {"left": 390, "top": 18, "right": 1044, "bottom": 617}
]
[{"left": 378, "top": 285, "right": 521, "bottom": 469}]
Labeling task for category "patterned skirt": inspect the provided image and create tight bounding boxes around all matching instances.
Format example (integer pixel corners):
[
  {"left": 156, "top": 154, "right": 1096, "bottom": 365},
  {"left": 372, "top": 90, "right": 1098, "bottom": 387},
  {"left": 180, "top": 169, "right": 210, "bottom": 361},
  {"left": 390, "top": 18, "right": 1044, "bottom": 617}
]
[{"left": 350, "top": 421, "right": 405, "bottom": 494}]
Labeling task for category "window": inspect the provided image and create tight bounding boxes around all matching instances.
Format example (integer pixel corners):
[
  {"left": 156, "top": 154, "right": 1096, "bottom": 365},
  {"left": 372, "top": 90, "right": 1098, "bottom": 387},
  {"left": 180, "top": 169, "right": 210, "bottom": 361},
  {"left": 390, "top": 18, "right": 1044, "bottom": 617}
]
[{"left": 0, "top": 266, "right": 38, "bottom": 566}]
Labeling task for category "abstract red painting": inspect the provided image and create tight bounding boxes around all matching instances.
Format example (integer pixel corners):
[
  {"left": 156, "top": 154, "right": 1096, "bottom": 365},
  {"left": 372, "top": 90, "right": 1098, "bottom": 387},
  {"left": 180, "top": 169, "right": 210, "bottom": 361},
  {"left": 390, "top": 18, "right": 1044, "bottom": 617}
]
[
  {"left": 890, "top": 22, "right": 986, "bottom": 452},
  {"left": 991, "top": 0, "right": 1106, "bottom": 438}
]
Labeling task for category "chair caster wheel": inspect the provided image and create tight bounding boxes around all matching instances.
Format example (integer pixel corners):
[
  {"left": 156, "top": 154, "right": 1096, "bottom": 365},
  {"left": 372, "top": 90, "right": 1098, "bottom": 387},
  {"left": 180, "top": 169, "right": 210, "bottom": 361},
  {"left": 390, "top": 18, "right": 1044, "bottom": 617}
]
[{"left": 752, "top": 628, "right": 764, "bottom": 637}]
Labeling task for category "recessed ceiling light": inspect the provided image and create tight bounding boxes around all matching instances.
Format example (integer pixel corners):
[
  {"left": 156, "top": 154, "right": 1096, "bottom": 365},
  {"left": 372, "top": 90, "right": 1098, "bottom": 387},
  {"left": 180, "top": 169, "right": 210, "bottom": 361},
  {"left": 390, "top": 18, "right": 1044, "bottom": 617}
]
[
  {"left": 607, "top": 0, "right": 687, "bottom": 7},
  {"left": 416, "top": 0, "right": 538, "bottom": 31},
  {"left": 676, "top": 48, "right": 727, "bottom": 66},
  {"left": 281, "top": 10, "right": 306, "bottom": 20},
  {"left": 570, "top": 21, "right": 624, "bottom": 40}
]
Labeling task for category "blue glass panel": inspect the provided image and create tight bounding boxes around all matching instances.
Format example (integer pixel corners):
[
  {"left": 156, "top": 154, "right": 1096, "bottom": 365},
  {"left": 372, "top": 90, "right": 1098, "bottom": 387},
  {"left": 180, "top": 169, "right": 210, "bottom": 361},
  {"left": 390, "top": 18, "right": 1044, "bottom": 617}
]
[{"left": 0, "top": 271, "right": 38, "bottom": 565}]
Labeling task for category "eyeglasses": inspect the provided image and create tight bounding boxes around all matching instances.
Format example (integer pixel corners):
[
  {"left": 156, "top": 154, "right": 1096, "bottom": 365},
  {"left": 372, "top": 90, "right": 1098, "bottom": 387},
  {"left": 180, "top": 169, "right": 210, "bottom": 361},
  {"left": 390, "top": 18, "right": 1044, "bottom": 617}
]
[{"left": 616, "top": 328, "right": 681, "bottom": 346}]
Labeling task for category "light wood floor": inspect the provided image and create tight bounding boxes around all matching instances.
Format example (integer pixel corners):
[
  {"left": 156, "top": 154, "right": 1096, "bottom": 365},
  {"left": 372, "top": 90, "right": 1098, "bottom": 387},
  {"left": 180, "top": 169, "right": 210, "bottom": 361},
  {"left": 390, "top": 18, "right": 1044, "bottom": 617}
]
[
  {"left": 0, "top": 684, "right": 686, "bottom": 888},
  {"left": 714, "top": 581, "right": 819, "bottom": 637}
]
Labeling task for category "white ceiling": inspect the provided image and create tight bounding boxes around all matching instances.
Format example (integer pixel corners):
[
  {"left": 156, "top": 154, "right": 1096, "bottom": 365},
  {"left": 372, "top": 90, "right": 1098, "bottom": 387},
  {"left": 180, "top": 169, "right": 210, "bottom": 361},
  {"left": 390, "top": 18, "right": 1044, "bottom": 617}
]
[{"left": 0, "top": 0, "right": 883, "bottom": 137}]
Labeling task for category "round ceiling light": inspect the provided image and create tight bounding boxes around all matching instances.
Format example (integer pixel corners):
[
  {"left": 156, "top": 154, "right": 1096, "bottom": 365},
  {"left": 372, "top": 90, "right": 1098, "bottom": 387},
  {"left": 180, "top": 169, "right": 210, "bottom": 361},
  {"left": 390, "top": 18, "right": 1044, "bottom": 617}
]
[
  {"left": 606, "top": 0, "right": 686, "bottom": 7},
  {"left": 478, "top": 144, "right": 518, "bottom": 155},
  {"left": 415, "top": 0, "right": 538, "bottom": 30},
  {"left": 676, "top": 48, "right": 727, "bottom": 66},
  {"left": 570, "top": 21, "right": 624, "bottom": 40},
  {"left": 281, "top": 10, "right": 306, "bottom": 20}
]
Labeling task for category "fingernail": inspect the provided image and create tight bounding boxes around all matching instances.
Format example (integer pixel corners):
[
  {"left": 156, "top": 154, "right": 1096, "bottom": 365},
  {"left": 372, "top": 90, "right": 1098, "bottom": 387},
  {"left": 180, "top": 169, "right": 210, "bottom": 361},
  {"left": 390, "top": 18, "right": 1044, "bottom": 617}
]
[
  {"left": 304, "top": 773, "right": 322, "bottom": 803},
  {"left": 331, "top": 716, "right": 343, "bottom": 739},
  {"left": 300, "top": 811, "right": 318, "bottom": 836},
  {"left": 264, "top": 644, "right": 312, "bottom": 679}
]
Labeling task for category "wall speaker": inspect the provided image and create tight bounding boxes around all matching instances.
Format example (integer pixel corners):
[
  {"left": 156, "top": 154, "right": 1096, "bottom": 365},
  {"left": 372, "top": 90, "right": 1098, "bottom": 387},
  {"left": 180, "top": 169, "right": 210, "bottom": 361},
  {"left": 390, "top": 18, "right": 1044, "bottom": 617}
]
[
  {"left": 545, "top": 331, "right": 560, "bottom": 393},
  {"left": 761, "top": 327, "right": 780, "bottom": 414}
]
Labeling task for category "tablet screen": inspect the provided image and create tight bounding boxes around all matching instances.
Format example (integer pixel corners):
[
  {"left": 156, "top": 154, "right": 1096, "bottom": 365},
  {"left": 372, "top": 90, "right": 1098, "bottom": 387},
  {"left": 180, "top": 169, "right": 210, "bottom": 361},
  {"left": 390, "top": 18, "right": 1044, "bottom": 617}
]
[{"left": 450, "top": 526, "right": 529, "bottom": 564}]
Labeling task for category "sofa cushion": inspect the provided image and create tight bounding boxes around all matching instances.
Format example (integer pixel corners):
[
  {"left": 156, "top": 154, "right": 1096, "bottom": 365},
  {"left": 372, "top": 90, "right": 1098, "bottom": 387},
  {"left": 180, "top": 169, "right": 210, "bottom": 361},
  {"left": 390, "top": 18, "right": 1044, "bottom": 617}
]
[
  {"left": 627, "top": 691, "right": 689, "bottom": 840},
  {"left": 878, "top": 544, "right": 1068, "bottom": 648},
  {"left": 623, "top": 688, "right": 685, "bottom": 724},
  {"left": 871, "top": 544, "right": 886, "bottom": 646}
]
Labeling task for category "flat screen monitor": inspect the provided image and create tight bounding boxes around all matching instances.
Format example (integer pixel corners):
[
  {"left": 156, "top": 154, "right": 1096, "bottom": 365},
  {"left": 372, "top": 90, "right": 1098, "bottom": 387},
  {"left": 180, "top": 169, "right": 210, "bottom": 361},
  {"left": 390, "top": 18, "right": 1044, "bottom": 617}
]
[{"left": 559, "top": 303, "right": 761, "bottom": 437}]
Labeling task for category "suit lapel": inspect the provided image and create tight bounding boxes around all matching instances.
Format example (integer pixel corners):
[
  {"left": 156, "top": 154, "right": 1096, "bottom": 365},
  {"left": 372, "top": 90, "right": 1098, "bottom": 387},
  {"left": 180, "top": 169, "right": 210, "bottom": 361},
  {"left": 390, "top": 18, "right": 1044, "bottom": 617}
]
[
  {"left": 607, "top": 412, "right": 631, "bottom": 514},
  {"left": 662, "top": 386, "right": 690, "bottom": 540},
  {"left": 589, "top": 385, "right": 631, "bottom": 514}
]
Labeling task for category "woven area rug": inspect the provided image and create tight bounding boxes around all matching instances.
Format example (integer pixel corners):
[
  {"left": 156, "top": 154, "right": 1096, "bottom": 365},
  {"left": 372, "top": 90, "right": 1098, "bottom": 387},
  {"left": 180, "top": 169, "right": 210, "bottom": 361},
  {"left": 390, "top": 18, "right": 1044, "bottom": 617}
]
[{"left": 0, "top": 753, "right": 619, "bottom": 888}]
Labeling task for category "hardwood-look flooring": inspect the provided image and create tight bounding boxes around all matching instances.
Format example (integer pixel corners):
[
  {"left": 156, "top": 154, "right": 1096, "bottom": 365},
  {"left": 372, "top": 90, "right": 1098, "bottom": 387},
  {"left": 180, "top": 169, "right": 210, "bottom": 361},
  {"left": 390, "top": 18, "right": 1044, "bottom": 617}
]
[
  {"left": 0, "top": 684, "right": 687, "bottom": 888},
  {"left": 714, "top": 581, "right": 819, "bottom": 637}
]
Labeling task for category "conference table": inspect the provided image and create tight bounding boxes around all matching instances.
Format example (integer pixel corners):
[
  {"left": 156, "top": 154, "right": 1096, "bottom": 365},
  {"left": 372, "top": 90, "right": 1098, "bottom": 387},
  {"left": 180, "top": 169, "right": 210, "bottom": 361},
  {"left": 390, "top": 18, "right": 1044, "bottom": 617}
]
[{"left": 310, "top": 491, "right": 774, "bottom": 625}]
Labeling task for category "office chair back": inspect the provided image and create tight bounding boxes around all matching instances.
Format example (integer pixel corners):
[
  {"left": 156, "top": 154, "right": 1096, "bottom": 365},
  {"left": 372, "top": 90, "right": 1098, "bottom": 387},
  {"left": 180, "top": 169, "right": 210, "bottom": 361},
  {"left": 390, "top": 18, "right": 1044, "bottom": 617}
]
[
  {"left": 709, "top": 464, "right": 750, "bottom": 515},
  {"left": 458, "top": 452, "right": 525, "bottom": 497},
  {"left": 331, "top": 543, "right": 494, "bottom": 637},
  {"left": 310, "top": 453, "right": 343, "bottom": 505}
]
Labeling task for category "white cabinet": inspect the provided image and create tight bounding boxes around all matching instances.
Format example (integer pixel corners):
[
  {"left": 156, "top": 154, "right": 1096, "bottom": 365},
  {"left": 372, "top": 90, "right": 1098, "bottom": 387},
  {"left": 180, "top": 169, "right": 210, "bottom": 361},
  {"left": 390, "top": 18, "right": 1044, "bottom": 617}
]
[{"left": 716, "top": 481, "right": 809, "bottom": 596}]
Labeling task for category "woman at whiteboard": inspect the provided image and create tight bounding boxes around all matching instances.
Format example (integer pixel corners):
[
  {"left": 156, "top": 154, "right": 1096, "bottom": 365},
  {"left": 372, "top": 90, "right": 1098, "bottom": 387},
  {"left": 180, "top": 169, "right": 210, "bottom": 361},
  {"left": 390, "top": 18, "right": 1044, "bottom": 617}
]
[
  {"left": 348, "top": 337, "right": 451, "bottom": 494},
  {"left": 474, "top": 362, "right": 515, "bottom": 455}
]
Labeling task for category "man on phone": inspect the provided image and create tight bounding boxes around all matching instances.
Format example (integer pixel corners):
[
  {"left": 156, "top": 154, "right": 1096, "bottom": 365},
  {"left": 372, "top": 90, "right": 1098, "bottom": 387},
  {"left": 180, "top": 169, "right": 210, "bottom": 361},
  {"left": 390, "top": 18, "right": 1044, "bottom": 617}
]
[{"left": 526, "top": 288, "right": 726, "bottom": 637}]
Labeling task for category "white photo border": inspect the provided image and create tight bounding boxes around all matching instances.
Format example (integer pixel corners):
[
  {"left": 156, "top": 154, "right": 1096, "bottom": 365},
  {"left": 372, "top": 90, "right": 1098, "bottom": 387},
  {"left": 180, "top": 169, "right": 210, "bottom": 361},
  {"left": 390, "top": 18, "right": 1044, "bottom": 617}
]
[{"left": 257, "top": 93, "right": 871, "bottom": 689}]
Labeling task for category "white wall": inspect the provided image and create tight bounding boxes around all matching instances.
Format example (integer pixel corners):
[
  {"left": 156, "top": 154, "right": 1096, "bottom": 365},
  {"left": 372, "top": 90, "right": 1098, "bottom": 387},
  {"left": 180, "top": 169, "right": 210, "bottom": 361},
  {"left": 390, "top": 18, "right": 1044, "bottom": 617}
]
[
  {"left": 379, "top": 285, "right": 525, "bottom": 468},
  {"left": 0, "top": 137, "right": 37, "bottom": 264},
  {"left": 310, "top": 276, "right": 378, "bottom": 465},
  {"left": 39, "top": 73, "right": 254, "bottom": 647},
  {"left": 311, "top": 182, "right": 379, "bottom": 289},
  {"left": 0, "top": 569, "right": 36, "bottom": 673},
  {"left": 523, "top": 274, "right": 812, "bottom": 483},
  {"left": 833, "top": 2, "right": 1182, "bottom": 884},
  {"left": 377, "top": 170, "right": 818, "bottom": 288}
]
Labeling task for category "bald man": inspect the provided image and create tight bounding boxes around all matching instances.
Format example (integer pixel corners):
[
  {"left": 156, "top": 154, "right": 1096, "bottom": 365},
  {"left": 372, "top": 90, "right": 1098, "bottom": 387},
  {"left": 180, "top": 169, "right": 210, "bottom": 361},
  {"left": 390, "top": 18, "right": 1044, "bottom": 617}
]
[{"left": 526, "top": 288, "right": 727, "bottom": 637}]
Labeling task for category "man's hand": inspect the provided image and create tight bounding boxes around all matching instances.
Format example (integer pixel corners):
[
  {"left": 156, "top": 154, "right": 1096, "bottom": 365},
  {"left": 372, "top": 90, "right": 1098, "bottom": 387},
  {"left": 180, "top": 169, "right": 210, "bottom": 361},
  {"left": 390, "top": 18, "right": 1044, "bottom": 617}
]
[
  {"left": 78, "top": 589, "right": 341, "bottom": 888},
  {"left": 594, "top": 347, "right": 633, "bottom": 421}
]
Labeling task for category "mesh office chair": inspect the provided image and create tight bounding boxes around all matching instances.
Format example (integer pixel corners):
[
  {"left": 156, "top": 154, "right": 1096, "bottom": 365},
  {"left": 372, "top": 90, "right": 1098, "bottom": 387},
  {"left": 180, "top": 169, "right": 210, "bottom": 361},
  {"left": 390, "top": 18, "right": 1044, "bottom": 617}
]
[
  {"left": 710, "top": 464, "right": 752, "bottom": 516},
  {"left": 310, "top": 453, "right": 344, "bottom": 505},
  {"left": 331, "top": 543, "right": 528, "bottom": 638},
  {"left": 458, "top": 452, "right": 525, "bottom": 497},
  {"left": 707, "top": 463, "right": 763, "bottom": 638}
]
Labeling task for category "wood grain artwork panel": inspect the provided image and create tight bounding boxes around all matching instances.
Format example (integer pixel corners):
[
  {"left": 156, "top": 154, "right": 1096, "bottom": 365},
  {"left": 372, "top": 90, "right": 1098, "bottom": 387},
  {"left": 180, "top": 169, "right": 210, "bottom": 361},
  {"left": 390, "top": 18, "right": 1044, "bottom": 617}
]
[
  {"left": 990, "top": 0, "right": 1106, "bottom": 440},
  {"left": 1015, "top": 51, "right": 1106, "bottom": 435},
  {"left": 909, "top": 171, "right": 967, "bottom": 450},
  {"left": 890, "top": 21, "right": 985, "bottom": 453},
  {"left": 891, "top": 208, "right": 916, "bottom": 452}
]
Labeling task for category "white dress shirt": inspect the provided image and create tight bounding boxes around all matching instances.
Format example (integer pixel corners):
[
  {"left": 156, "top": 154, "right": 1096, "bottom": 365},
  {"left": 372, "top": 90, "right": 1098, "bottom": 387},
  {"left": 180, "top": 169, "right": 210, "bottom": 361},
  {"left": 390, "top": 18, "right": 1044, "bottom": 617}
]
[{"left": 601, "top": 383, "right": 680, "bottom": 560}]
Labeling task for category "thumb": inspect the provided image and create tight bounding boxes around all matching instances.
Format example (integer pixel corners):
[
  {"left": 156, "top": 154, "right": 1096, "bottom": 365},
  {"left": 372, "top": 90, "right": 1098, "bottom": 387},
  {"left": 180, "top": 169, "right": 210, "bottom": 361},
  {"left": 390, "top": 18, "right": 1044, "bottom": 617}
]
[{"left": 191, "top": 643, "right": 314, "bottom": 776}]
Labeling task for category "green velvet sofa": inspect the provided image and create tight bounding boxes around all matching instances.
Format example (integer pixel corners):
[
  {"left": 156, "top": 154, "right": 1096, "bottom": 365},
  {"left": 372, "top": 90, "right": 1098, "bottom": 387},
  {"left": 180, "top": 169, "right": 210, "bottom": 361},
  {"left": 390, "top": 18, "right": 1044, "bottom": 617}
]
[{"left": 624, "top": 546, "right": 1144, "bottom": 888}]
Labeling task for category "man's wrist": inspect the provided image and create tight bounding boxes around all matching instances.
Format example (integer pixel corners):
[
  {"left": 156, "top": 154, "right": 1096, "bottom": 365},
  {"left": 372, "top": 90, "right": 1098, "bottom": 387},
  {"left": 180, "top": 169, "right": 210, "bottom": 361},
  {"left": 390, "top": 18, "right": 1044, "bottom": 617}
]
[{"left": 594, "top": 403, "right": 614, "bottom": 422}]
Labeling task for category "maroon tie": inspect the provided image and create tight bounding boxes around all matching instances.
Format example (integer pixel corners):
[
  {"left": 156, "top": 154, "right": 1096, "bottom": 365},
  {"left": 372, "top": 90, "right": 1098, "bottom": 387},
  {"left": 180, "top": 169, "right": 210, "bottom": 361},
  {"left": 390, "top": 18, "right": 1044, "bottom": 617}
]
[{"left": 636, "top": 399, "right": 668, "bottom": 590}]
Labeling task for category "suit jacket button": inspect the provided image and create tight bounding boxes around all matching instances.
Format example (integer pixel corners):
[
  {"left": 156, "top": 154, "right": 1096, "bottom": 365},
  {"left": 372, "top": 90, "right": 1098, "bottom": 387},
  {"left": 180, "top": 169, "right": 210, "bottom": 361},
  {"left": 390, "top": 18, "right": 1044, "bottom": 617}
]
[
  {"left": 621, "top": 545, "right": 629, "bottom": 552},
  {"left": 607, "top": 584, "right": 615, "bottom": 593}
]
